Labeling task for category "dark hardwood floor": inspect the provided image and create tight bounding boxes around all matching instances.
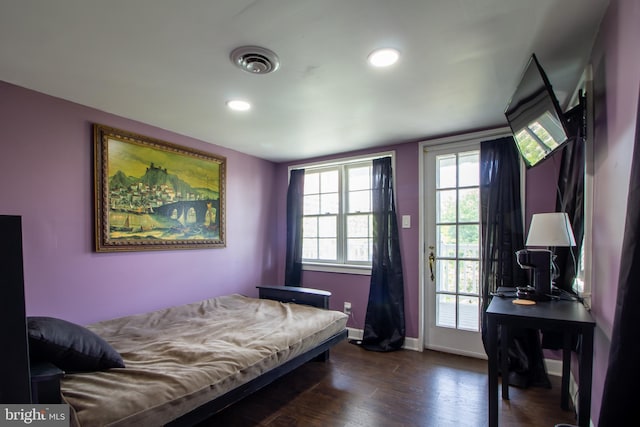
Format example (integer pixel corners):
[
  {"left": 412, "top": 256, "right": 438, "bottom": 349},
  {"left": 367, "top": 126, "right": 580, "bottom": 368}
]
[{"left": 199, "top": 340, "right": 578, "bottom": 426}]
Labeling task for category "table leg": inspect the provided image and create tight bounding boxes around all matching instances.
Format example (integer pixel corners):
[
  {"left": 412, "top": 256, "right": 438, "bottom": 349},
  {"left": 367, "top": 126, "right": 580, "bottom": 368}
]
[
  {"left": 501, "top": 324, "right": 509, "bottom": 400},
  {"left": 487, "top": 315, "right": 498, "bottom": 427},
  {"left": 577, "top": 329, "right": 594, "bottom": 427},
  {"left": 561, "top": 332, "right": 571, "bottom": 410}
]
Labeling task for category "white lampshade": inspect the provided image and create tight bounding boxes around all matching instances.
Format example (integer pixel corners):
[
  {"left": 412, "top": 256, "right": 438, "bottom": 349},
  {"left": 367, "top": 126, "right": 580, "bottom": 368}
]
[{"left": 526, "top": 212, "right": 576, "bottom": 247}]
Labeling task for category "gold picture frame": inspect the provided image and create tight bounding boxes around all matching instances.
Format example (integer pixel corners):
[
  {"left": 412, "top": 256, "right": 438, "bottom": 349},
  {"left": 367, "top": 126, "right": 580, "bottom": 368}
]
[{"left": 94, "top": 124, "right": 226, "bottom": 252}]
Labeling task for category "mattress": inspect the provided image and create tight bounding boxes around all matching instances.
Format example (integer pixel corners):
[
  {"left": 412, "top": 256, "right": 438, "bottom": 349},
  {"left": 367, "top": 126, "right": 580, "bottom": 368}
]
[{"left": 60, "top": 294, "right": 348, "bottom": 426}]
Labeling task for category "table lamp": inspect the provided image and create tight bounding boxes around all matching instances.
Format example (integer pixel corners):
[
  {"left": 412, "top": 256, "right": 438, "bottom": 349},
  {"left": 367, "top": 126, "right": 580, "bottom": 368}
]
[{"left": 516, "top": 212, "right": 576, "bottom": 300}]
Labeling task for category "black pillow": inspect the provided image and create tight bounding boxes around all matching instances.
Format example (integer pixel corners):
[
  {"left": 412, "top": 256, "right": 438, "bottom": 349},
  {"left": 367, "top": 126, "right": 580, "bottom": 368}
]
[{"left": 27, "top": 316, "right": 125, "bottom": 372}]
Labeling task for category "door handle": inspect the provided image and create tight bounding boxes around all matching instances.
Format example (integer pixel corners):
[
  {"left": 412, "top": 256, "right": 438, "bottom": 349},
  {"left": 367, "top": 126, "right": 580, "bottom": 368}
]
[{"left": 428, "top": 247, "right": 435, "bottom": 282}]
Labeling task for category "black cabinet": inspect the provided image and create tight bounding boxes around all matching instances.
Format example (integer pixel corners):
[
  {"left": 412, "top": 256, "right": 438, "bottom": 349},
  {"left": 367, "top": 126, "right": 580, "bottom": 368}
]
[{"left": 0, "top": 215, "right": 32, "bottom": 403}]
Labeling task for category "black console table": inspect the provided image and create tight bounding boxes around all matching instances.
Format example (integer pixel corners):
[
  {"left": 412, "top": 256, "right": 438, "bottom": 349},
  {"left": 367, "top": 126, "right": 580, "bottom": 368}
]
[
  {"left": 257, "top": 285, "right": 331, "bottom": 309},
  {"left": 486, "top": 296, "right": 595, "bottom": 427}
]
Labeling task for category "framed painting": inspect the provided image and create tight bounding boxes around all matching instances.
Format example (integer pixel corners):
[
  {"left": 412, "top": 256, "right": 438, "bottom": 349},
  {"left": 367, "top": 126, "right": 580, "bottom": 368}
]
[{"left": 93, "top": 124, "right": 226, "bottom": 252}]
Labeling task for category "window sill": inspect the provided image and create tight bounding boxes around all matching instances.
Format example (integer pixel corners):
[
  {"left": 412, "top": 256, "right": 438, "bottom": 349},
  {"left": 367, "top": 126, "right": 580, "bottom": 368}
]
[{"left": 302, "top": 262, "right": 372, "bottom": 276}]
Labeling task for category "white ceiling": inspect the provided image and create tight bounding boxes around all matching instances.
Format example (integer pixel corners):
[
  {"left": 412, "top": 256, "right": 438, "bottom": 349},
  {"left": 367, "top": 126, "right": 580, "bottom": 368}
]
[{"left": 0, "top": 0, "right": 608, "bottom": 162}]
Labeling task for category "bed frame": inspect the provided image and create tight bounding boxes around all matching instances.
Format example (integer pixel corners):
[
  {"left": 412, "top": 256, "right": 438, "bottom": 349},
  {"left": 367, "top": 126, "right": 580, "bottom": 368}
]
[
  {"left": 169, "top": 286, "right": 346, "bottom": 426},
  {"left": 0, "top": 215, "right": 347, "bottom": 425}
]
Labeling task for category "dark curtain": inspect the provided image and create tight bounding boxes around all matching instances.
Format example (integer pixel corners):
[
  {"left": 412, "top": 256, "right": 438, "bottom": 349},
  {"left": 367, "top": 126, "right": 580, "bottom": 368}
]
[
  {"left": 599, "top": 91, "right": 640, "bottom": 426},
  {"left": 360, "top": 157, "right": 405, "bottom": 351},
  {"left": 284, "top": 169, "right": 304, "bottom": 286},
  {"left": 541, "top": 101, "right": 586, "bottom": 350},
  {"left": 554, "top": 101, "right": 586, "bottom": 293},
  {"left": 480, "top": 136, "right": 550, "bottom": 389}
]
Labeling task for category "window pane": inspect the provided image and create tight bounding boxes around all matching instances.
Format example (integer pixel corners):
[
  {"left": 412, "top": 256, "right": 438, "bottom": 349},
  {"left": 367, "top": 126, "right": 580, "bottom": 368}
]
[
  {"left": 304, "top": 172, "right": 319, "bottom": 194},
  {"left": 458, "top": 188, "right": 479, "bottom": 222},
  {"left": 458, "top": 225, "right": 479, "bottom": 258},
  {"left": 515, "top": 129, "right": 547, "bottom": 166},
  {"left": 318, "top": 216, "right": 336, "bottom": 237},
  {"left": 436, "top": 259, "right": 456, "bottom": 293},
  {"left": 348, "top": 166, "right": 371, "bottom": 191},
  {"left": 302, "top": 238, "right": 317, "bottom": 259},
  {"left": 436, "top": 294, "right": 456, "bottom": 328},
  {"left": 302, "top": 217, "right": 318, "bottom": 238},
  {"left": 437, "top": 189, "right": 456, "bottom": 223},
  {"left": 320, "top": 170, "right": 339, "bottom": 193},
  {"left": 349, "top": 190, "right": 370, "bottom": 213},
  {"left": 458, "top": 260, "right": 480, "bottom": 294},
  {"left": 437, "top": 225, "right": 456, "bottom": 258},
  {"left": 458, "top": 151, "right": 479, "bottom": 187},
  {"left": 321, "top": 193, "right": 339, "bottom": 214},
  {"left": 458, "top": 296, "right": 479, "bottom": 331},
  {"left": 347, "top": 238, "right": 371, "bottom": 261},
  {"left": 436, "top": 154, "right": 456, "bottom": 189},
  {"left": 347, "top": 214, "right": 370, "bottom": 238},
  {"left": 303, "top": 194, "right": 319, "bottom": 215},
  {"left": 318, "top": 238, "right": 337, "bottom": 260}
]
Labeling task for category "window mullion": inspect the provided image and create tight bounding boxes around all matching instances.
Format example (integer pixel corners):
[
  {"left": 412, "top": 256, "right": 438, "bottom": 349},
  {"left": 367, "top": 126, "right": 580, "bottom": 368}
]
[
  {"left": 315, "top": 215, "right": 321, "bottom": 261},
  {"left": 338, "top": 165, "right": 347, "bottom": 263}
]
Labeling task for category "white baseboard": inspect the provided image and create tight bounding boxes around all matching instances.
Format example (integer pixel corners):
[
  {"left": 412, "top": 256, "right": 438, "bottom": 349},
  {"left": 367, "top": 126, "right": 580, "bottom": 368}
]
[
  {"left": 346, "top": 327, "right": 363, "bottom": 341},
  {"left": 545, "top": 358, "right": 563, "bottom": 377},
  {"left": 424, "top": 343, "right": 487, "bottom": 359}
]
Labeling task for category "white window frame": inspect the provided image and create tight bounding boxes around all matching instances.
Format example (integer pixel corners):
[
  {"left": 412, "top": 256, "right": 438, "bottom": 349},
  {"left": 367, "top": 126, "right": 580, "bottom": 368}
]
[{"left": 289, "top": 151, "right": 395, "bottom": 275}]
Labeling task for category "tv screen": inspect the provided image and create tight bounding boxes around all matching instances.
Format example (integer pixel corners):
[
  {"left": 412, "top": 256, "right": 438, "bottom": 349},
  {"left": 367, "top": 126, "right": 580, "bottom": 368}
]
[{"left": 505, "top": 54, "right": 569, "bottom": 168}]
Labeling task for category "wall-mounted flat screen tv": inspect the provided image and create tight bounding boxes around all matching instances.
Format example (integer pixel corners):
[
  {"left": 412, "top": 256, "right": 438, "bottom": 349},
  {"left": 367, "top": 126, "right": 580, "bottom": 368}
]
[{"left": 505, "top": 54, "right": 569, "bottom": 168}]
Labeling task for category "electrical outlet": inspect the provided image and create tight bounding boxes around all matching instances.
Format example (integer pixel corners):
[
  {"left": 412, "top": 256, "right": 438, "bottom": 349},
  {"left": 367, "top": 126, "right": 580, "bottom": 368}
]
[{"left": 343, "top": 301, "right": 352, "bottom": 315}]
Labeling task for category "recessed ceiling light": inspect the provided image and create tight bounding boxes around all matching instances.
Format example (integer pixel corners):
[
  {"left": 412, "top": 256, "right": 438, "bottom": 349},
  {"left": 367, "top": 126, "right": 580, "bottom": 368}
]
[
  {"left": 226, "top": 100, "right": 251, "bottom": 111},
  {"left": 367, "top": 48, "right": 400, "bottom": 68}
]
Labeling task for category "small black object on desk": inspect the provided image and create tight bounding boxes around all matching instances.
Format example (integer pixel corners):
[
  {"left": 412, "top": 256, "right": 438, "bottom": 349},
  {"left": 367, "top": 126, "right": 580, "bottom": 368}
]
[{"left": 486, "top": 296, "right": 595, "bottom": 427}]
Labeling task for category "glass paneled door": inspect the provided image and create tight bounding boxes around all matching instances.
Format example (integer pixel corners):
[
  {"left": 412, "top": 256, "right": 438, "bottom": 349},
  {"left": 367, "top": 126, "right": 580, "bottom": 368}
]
[{"left": 424, "top": 142, "right": 485, "bottom": 358}]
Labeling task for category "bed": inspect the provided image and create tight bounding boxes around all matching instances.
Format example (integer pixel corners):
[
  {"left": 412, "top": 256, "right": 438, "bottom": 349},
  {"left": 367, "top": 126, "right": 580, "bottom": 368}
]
[{"left": 22, "top": 286, "right": 348, "bottom": 426}]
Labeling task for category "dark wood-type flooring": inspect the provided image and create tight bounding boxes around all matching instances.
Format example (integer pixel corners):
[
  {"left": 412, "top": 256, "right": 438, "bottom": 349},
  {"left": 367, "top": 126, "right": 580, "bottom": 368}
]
[{"left": 199, "top": 340, "right": 578, "bottom": 426}]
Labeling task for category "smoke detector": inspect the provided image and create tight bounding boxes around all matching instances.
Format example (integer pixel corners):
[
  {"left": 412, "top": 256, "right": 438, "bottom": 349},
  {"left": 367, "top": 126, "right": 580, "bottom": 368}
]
[{"left": 230, "top": 46, "right": 280, "bottom": 74}]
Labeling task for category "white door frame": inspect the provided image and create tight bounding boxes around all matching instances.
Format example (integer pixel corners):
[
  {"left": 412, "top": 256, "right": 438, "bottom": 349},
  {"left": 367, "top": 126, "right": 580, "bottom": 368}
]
[{"left": 417, "top": 127, "right": 512, "bottom": 355}]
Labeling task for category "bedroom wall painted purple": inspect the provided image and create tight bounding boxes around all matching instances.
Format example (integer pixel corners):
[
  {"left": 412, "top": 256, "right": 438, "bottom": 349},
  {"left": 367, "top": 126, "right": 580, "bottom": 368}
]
[
  {"left": 0, "top": 81, "right": 278, "bottom": 325},
  {"left": 525, "top": 152, "right": 561, "bottom": 232},
  {"left": 588, "top": 0, "right": 640, "bottom": 421}
]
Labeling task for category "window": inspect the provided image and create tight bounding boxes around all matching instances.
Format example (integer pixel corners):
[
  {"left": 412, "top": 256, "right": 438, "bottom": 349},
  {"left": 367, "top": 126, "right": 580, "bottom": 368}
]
[{"left": 295, "top": 153, "right": 392, "bottom": 273}]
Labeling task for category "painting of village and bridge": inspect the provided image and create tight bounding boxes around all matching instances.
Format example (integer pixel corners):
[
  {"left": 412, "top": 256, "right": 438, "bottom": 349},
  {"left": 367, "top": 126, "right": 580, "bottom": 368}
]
[{"left": 94, "top": 124, "right": 226, "bottom": 252}]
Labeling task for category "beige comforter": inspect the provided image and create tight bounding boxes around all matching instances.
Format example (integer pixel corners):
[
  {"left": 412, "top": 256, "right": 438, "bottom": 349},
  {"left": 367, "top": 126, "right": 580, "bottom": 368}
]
[{"left": 61, "top": 294, "right": 348, "bottom": 426}]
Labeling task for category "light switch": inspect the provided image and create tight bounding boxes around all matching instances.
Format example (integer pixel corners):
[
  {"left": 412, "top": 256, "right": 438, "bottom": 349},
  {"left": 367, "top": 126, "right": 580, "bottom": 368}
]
[{"left": 402, "top": 215, "right": 411, "bottom": 229}]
